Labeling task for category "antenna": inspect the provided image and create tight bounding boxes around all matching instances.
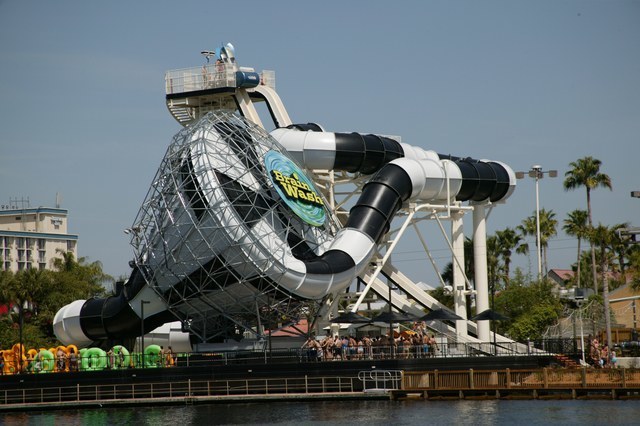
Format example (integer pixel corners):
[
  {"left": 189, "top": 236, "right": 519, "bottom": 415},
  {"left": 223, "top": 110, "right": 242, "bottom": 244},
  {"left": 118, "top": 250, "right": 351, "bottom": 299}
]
[{"left": 56, "top": 192, "right": 62, "bottom": 208}]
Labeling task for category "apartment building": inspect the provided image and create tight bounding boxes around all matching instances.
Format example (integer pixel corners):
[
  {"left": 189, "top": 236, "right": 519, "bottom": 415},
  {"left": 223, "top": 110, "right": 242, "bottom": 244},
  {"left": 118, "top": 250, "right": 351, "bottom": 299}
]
[{"left": 0, "top": 206, "right": 78, "bottom": 272}]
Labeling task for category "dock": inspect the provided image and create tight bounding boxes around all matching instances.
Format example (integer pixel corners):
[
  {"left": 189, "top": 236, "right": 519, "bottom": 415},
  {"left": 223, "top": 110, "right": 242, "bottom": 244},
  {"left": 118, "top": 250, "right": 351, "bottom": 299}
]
[{"left": 2, "top": 364, "right": 640, "bottom": 411}]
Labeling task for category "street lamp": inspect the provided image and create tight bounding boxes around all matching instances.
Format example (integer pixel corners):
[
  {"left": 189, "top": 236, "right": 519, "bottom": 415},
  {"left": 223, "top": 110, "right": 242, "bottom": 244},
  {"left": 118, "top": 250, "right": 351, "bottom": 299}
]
[
  {"left": 140, "top": 299, "right": 150, "bottom": 367},
  {"left": 516, "top": 165, "right": 557, "bottom": 281}
]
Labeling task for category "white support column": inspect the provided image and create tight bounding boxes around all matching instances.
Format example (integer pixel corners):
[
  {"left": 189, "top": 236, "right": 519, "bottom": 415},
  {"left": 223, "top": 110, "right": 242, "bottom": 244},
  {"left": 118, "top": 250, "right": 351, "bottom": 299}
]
[
  {"left": 451, "top": 210, "right": 468, "bottom": 339},
  {"left": 473, "top": 203, "right": 490, "bottom": 342}
]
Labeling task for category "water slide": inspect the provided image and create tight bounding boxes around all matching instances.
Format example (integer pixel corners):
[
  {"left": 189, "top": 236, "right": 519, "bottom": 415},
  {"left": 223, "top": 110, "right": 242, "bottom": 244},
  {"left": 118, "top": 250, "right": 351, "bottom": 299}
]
[{"left": 54, "top": 110, "right": 515, "bottom": 348}]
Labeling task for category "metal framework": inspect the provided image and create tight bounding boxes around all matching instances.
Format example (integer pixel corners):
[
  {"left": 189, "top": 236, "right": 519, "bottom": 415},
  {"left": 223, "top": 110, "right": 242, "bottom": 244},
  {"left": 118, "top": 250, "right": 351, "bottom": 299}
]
[{"left": 129, "top": 111, "right": 339, "bottom": 342}]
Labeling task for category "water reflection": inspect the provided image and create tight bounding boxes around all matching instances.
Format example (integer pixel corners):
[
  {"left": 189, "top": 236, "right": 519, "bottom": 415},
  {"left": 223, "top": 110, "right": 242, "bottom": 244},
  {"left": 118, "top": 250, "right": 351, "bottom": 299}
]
[{"left": 3, "top": 399, "right": 639, "bottom": 426}]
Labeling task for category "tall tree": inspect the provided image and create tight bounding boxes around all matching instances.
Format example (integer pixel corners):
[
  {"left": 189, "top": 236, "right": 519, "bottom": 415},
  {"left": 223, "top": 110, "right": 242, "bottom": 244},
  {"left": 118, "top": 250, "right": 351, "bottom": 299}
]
[
  {"left": 564, "top": 157, "right": 612, "bottom": 294},
  {"left": 590, "top": 224, "right": 616, "bottom": 349},
  {"left": 495, "top": 227, "right": 525, "bottom": 288},
  {"left": 563, "top": 209, "right": 589, "bottom": 288},
  {"left": 610, "top": 223, "right": 631, "bottom": 274},
  {"left": 486, "top": 235, "right": 501, "bottom": 289},
  {"left": 518, "top": 208, "right": 557, "bottom": 279}
]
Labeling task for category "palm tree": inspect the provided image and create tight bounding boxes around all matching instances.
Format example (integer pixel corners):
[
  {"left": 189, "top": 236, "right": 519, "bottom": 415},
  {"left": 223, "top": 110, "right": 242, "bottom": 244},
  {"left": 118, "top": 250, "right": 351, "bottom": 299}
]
[
  {"left": 590, "top": 224, "right": 616, "bottom": 348},
  {"left": 564, "top": 157, "right": 612, "bottom": 294},
  {"left": 610, "top": 222, "right": 631, "bottom": 274},
  {"left": 495, "top": 227, "right": 525, "bottom": 288},
  {"left": 519, "top": 208, "right": 558, "bottom": 280},
  {"left": 441, "top": 237, "right": 475, "bottom": 286},
  {"left": 486, "top": 235, "right": 501, "bottom": 289},
  {"left": 563, "top": 209, "right": 589, "bottom": 288}
]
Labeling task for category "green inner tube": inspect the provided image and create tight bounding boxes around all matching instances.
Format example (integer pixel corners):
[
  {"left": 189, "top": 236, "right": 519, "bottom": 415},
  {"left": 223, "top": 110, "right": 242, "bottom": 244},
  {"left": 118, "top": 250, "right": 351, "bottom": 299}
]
[
  {"left": 81, "top": 347, "right": 107, "bottom": 371},
  {"left": 144, "top": 344, "right": 162, "bottom": 368},
  {"left": 37, "top": 350, "right": 55, "bottom": 373},
  {"left": 111, "top": 345, "right": 131, "bottom": 370}
]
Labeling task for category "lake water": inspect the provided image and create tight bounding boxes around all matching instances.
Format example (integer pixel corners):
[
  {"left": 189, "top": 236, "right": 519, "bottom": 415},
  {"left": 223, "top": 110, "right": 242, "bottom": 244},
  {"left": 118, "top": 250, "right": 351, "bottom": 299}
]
[{"left": 2, "top": 399, "right": 639, "bottom": 425}]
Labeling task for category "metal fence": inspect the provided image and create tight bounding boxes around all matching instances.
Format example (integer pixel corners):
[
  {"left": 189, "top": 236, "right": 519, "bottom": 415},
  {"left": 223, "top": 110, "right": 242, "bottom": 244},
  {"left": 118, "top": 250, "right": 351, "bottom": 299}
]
[{"left": 0, "top": 374, "right": 366, "bottom": 406}]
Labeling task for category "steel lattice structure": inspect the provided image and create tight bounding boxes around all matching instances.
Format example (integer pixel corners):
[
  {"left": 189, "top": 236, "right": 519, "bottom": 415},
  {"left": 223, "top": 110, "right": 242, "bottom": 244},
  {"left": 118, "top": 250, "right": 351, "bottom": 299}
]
[{"left": 129, "top": 111, "right": 339, "bottom": 342}]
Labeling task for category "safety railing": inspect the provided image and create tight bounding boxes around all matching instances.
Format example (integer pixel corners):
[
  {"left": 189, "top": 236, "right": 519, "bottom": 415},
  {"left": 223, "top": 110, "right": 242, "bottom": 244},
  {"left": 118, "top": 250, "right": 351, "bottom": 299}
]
[
  {"left": 165, "top": 64, "right": 275, "bottom": 95},
  {"left": 0, "top": 375, "right": 361, "bottom": 406},
  {"left": 358, "top": 370, "right": 403, "bottom": 392},
  {"left": 402, "top": 368, "right": 640, "bottom": 391}
]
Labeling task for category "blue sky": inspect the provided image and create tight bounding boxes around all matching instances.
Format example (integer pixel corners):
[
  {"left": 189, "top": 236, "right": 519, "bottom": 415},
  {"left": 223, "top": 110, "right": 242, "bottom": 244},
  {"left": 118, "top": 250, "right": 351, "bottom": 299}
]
[{"left": 1, "top": 1, "right": 638, "bottom": 286}]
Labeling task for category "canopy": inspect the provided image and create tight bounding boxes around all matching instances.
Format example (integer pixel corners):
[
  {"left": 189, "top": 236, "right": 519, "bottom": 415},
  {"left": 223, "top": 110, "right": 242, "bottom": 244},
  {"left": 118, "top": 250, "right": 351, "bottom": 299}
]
[
  {"left": 329, "top": 312, "right": 371, "bottom": 324},
  {"left": 420, "top": 308, "right": 463, "bottom": 322},
  {"left": 371, "top": 311, "right": 416, "bottom": 323},
  {"left": 471, "top": 309, "right": 509, "bottom": 321}
]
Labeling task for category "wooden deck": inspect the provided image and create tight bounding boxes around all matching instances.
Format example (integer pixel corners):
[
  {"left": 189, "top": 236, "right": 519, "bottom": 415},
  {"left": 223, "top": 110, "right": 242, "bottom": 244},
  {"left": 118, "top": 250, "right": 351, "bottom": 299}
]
[{"left": 394, "top": 367, "right": 640, "bottom": 400}]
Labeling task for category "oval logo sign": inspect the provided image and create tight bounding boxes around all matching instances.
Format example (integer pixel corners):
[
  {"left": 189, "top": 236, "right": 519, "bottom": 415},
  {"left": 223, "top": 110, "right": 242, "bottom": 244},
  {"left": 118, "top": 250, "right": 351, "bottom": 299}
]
[{"left": 265, "top": 151, "right": 326, "bottom": 227}]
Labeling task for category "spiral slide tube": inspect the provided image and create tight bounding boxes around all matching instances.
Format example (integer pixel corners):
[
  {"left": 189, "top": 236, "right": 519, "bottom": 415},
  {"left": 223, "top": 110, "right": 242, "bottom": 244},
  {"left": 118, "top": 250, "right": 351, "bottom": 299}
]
[
  {"left": 270, "top": 127, "right": 516, "bottom": 203},
  {"left": 54, "top": 113, "right": 515, "bottom": 347}
]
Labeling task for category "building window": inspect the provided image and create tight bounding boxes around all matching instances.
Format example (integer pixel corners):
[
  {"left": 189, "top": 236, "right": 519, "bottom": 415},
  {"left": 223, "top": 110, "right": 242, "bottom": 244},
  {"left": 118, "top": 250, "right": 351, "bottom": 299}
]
[{"left": 67, "top": 241, "right": 75, "bottom": 252}]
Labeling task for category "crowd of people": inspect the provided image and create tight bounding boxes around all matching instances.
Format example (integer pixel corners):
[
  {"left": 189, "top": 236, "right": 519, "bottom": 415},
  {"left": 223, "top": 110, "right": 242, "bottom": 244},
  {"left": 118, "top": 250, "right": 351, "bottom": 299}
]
[
  {"left": 589, "top": 337, "right": 618, "bottom": 368},
  {"left": 302, "top": 323, "right": 440, "bottom": 361}
]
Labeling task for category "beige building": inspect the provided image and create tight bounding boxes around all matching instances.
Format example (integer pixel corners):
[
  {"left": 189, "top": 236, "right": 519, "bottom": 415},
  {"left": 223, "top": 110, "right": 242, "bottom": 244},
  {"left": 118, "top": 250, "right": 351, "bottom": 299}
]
[{"left": 0, "top": 207, "right": 77, "bottom": 272}]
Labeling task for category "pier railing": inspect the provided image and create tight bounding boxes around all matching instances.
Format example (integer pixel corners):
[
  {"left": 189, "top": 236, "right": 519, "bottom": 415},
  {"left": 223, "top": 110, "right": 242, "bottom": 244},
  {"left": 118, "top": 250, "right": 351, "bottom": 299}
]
[
  {"left": 3, "top": 368, "right": 640, "bottom": 408},
  {"left": 0, "top": 375, "right": 363, "bottom": 407},
  {"left": 402, "top": 367, "right": 640, "bottom": 391}
]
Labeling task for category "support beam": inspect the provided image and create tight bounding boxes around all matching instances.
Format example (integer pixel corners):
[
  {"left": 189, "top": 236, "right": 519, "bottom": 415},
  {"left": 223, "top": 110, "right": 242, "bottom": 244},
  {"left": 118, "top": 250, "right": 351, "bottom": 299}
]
[
  {"left": 473, "top": 203, "right": 490, "bottom": 342},
  {"left": 452, "top": 210, "right": 468, "bottom": 339}
]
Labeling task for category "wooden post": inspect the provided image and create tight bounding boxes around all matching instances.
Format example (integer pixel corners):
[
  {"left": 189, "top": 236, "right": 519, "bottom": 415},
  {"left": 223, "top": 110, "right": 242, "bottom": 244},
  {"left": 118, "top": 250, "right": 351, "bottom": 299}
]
[
  {"left": 434, "top": 369, "right": 439, "bottom": 389},
  {"left": 506, "top": 368, "right": 511, "bottom": 389},
  {"left": 543, "top": 368, "right": 548, "bottom": 388},
  {"left": 469, "top": 369, "right": 474, "bottom": 389},
  {"left": 622, "top": 368, "right": 626, "bottom": 388},
  {"left": 581, "top": 367, "right": 587, "bottom": 387}
]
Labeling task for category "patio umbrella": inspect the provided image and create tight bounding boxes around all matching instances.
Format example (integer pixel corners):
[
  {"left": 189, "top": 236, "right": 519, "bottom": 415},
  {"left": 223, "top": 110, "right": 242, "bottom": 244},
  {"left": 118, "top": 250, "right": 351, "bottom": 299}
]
[
  {"left": 370, "top": 311, "right": 416, "bottom": 323},
  {"left": 420, "top": 308, "right": 463, "bottom": 322},
  {"left": 471, "top": 309, "right": 509, "bottom": 355},
  {"left": 329, "top": 312, "right": 372, "bottom": 324},
  {"left": 471, "top": 309, "right": 509, "bottom": 321}
]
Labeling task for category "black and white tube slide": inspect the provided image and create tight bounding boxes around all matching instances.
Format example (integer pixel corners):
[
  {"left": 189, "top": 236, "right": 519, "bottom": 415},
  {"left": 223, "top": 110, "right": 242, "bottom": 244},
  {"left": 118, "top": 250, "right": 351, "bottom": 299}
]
[
  {"left": 53, "top": 114, "right": 515, "bottom": 347},
  {"left": 53, "top": 266, "right": 177, "bottom": 347},
  {"left": 270, "top": 126, "right": 516, "bottom": 203}
]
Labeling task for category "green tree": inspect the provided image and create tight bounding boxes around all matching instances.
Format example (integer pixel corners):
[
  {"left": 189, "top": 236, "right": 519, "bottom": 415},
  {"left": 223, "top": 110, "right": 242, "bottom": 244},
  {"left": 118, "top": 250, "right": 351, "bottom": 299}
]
[
  {"left": 564, "top": 156, "right": 612, "bottom": 295},
  {"left": 0, "top": 251, "right": 111, "bottom": 349},
  {"left": 518, "top": 208, "right": 557, "bottom": 278},
  {"left": 493, "top": 279, "right": 561, "bottom": 341},
  {"left": 590, "top": 224, "right": 617, "bottom": 348},
  {"left": 441, "top": 237, "right": 474, "bottom": 286},
  {"left": 495, "top": 227, "right": 526, "bottom": 288},
  {"left": 563, "top": 209, "right": 589, "bottom": 288},
  {"left": 628, "top": 246, "right": 640, "bottom": 291},
  {"left": 486, "top": 235, "right": 501, "bottom": 290},
  {"left": 610, "top": 223, "right": 631, "bottom": 274},
  {"left": 0, "top": 269, "right": 54, "bottom": 351}
]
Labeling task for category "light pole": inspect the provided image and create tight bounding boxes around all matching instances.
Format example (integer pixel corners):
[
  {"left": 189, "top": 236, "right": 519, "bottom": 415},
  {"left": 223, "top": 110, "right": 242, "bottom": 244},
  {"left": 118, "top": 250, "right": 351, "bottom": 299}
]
[
  {"left": 140, "top": 299, "right": 150, "bottom": 367},
  {"left": 516, "top": 166, "right": 557, "bottom": 281}
]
